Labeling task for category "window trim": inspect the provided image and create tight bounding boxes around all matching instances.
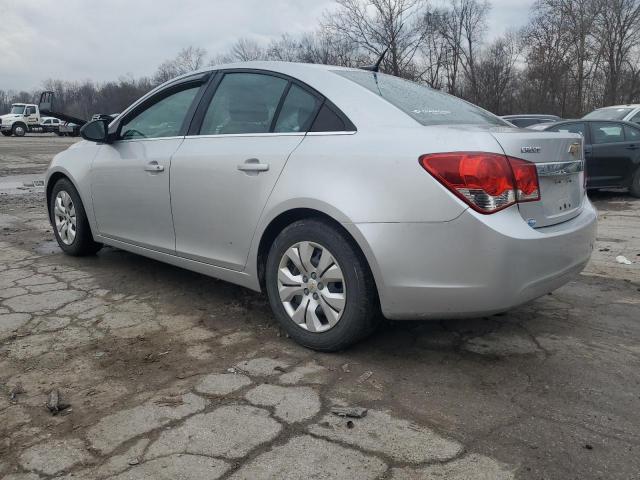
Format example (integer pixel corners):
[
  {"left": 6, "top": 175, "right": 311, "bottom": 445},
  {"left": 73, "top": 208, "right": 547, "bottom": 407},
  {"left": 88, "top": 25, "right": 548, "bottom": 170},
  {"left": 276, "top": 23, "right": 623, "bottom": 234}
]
[
  {"left": 187, "top": 68, "right": 356, "bottom": 137},
  {"left": 113, "top": 72, "right": 211, "bottom": 142},
  {"left": 589, "top": 121, "right": 626, "bottom": 145}
]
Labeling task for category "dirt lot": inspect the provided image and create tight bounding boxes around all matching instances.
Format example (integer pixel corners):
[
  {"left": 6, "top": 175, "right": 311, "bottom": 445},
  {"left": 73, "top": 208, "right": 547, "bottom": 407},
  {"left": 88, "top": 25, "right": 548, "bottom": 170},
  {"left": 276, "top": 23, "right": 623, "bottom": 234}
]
[{"left": 1, "top": 134, "right": 639, "bottom": 480}]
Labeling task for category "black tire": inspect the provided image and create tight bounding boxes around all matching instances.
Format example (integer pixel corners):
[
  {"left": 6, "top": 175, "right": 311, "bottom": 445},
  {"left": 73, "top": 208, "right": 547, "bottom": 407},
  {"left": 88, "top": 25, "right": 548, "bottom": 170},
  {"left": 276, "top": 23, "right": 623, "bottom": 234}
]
[
  {"left": 50, "top": 178, "right": 102, "bottom": 256},
  {"left": 12, "top": 123, "right": 26, "bottom": 137},
  {"left": 630, "top": 168, "right": 640, "bottom": 197},
  {"left": 1, "top": 131, "right": 11, "bottom": 137},
  {"left": 265, "top": 218, "right": 380, "bottom": 351}
]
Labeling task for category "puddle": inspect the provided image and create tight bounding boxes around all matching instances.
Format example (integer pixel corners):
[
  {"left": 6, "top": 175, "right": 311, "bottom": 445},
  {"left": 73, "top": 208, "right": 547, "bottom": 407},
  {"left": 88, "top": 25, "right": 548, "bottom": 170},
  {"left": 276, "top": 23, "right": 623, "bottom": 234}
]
[
  {"left": 34, "top": 240, "right": 61, "bottom": 255},
  {"left": 0, "top": 174, "right": 46, "bottom": 195}
]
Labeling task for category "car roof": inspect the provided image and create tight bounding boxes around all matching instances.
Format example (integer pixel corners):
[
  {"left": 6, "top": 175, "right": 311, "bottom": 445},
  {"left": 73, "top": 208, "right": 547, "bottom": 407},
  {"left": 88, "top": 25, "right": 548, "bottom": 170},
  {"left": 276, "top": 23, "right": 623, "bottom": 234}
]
[
  {"left": 542, "top": 119, "right": 640, "bottom": 129},
  {"left": 592, "top": 104, "right": 640, "bottom": 110},
  {"left": 120, "top": 61, "right": 421, "bottom": 130},
  {"left": 501, "top": 114, "right": 560, "bottom": 119}
]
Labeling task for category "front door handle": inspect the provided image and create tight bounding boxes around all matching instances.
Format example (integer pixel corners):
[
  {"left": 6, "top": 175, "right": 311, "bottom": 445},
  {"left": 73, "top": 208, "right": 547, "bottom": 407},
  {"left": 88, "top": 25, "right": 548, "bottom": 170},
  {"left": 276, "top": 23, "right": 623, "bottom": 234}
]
[
  {"left": 626, "top": 144, "right": 639, "bottom": 150},
  {"left": 238, "top": 158, "right": 269, "bottom": 173},
  {"left": 144, "top": 161, "right": 164, "bottom": 173}
]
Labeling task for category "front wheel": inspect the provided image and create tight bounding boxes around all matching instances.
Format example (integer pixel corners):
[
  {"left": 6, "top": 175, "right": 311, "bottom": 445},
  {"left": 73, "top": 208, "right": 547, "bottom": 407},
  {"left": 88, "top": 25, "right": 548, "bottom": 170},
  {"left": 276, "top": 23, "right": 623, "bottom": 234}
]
[
  {"left": 265, "top": 219, "right": 380, "bottom": 351},
  {"left": 12, "top": 124, "right": 26, "bottom": 137},
  {"left": 1, "top": 131, "right": 11, "bottom": 137},
  {"left": 50, "top": 178, "right": 102, "bottom": 256}
]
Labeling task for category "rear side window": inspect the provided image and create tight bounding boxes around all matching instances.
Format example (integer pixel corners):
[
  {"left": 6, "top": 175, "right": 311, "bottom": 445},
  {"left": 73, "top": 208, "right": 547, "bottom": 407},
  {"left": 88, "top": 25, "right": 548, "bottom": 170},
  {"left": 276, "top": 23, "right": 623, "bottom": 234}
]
[
  {"left": 200, "top": 73, "right": 288, "bottom": 135},
  {"left": 334, "top": 70, "right": 505, "bottom": 126},
  {"left": 591, "top": 122, "right": 624, "bottom": 144},
  {"left": 548, "top": 122, "right": 586, "bottom": 137},
  {"left": 310, "top": 104, "right": 351, "bottom": 132},
  {"left": 624, "top": 125, "right": 640, "bottom": 140},
  {"left": 274, "top": 84, "right": 321, "bottom": 133}
]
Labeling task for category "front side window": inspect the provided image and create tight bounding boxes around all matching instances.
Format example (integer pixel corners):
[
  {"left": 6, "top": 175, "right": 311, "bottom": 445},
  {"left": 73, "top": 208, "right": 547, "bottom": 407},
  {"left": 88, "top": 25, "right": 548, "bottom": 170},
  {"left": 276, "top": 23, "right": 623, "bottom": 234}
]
[
  {"left": 25, "top": 106, "right": 36, "bottom": 115},
  {"left": 200, "top": 73, "right": 288, "bottom": 135},
  {"left": 591, "top": 122, "right": 624, "bottom": 144},
  {"left": 274, "top": 84, "right": 321, "bottom": 133},
  {"left": 548, "top": 122, "right": 586, "bottom": 137},
  {"left": 120, "top": 86, "right": 200, "bottom": 140},
  {"left": 334, "top": 70, "right": 505, "bottom": 126}
]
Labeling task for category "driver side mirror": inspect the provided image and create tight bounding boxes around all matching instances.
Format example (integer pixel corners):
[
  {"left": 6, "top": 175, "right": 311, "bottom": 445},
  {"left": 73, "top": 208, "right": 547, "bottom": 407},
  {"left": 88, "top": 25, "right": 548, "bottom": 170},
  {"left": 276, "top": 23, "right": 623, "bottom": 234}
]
[{"left": 80, "top": 119, "right": 110, "bottom": 143}]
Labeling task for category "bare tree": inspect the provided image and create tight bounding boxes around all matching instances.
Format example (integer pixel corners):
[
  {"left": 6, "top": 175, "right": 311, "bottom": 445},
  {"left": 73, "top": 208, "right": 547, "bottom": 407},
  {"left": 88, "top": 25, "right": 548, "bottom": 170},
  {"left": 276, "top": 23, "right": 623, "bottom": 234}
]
[
  {"left": 154, "top": 46, "right": 207, "bottom": 84},
  {"left": 594, "top": 0, "right": 640, "bottom": 105},
  {"left": 475, "top": 32, "right": 521, "bottom": 113},
  {"left": 323, "top": 0, "right": 427, "bottom": 76}
]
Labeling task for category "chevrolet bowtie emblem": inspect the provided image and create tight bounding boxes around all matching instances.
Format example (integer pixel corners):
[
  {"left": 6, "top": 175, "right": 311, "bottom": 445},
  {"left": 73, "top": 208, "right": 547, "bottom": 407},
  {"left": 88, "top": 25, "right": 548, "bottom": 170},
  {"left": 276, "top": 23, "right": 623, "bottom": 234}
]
[{"left": 568, "top": 142, "right": 581, "bottom": 157}]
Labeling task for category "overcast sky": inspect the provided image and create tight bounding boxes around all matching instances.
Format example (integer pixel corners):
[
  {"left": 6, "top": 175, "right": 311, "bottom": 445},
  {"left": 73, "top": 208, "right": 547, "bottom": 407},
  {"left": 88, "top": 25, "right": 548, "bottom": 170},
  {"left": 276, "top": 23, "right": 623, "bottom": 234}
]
[{"left": 0, "top": 0, "right": 535, "bottom": 92}]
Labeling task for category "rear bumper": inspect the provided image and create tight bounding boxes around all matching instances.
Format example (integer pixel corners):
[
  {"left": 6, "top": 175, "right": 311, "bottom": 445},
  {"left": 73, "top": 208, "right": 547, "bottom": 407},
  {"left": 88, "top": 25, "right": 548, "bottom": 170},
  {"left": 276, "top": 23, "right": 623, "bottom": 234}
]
[{"left": 346, "top": 199, "right": 597, "bottom": 320}]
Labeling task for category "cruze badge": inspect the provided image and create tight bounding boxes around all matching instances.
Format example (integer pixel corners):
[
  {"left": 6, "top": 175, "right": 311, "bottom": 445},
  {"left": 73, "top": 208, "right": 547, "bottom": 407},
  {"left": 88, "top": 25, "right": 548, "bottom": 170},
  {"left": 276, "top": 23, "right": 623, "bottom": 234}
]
[{"left": 521, "top": 146, "right": 541, "bottom": 153}]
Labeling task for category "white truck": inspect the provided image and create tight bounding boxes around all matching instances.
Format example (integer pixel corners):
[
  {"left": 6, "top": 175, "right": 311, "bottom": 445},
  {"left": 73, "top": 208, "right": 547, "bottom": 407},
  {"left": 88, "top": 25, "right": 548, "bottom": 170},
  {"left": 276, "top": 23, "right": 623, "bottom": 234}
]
[{"left": 0, "top": 103, "right": 46, "bottom": 136}]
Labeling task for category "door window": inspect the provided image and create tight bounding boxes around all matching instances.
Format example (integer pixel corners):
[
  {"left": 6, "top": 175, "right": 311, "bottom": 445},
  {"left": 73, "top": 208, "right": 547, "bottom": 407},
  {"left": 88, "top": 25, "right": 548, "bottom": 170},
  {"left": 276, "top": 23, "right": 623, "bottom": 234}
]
[
  {"left": 120, "top": 86, "right": 200, "bottom": 140},
  {"left": 547, "top": 122, "right": 586, "bottom": 137},
  {"left": 624, "top": 125, "right": 640, "bottom": 140},
  {"left": 273, "top": 84, "right": 321, "bottom": 133},
  {"left": 200, "top": 73, "right": 288, "bottom": 135},
  {"left": 591, "top": 122, "right": 624, "bottom": 144},
  {"left": 25, "top": 106, "right": 36, "bottom": 116}
]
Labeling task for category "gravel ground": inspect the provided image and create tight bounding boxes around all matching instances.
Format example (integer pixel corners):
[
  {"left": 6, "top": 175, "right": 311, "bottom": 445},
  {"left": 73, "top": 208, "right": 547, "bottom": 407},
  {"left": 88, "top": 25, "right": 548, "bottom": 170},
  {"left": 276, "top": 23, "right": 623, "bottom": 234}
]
[{"left": 1, "top": 134, "right": 639, "bottom": 480}]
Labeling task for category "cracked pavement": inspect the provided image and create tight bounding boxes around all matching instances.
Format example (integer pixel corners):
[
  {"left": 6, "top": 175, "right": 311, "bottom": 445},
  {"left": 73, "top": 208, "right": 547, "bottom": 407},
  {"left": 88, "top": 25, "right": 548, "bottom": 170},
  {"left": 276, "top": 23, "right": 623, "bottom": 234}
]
[{"left": 1, "top": 135, "right": 639, "bottom": 479}]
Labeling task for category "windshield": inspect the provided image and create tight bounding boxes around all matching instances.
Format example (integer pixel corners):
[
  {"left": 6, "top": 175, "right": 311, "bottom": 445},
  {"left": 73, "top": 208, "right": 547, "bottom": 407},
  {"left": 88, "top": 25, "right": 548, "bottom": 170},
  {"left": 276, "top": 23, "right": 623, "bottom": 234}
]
[
  {"left": 10, "top": 105, "right": 25, "bottom": 115},
  {"left": 334, "top": 70, "right": 506, "bottom": 126},
  {"left": 583, "top": 107, "right": 634, "bottom": 120}
]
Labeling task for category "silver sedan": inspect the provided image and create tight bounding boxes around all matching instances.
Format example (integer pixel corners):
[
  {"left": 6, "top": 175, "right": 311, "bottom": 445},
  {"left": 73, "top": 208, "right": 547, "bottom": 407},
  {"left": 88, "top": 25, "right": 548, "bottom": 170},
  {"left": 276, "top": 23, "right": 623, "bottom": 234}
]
[{"left": 46, "top": 61, "right": 597, "bottom": 351}]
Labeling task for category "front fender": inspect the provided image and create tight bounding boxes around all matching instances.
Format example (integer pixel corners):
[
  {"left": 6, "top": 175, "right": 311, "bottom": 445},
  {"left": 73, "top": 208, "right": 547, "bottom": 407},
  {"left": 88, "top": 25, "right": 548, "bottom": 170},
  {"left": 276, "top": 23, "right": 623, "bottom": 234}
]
[{"left": 45, "top": 142, "right": 101, "bottom": 233}]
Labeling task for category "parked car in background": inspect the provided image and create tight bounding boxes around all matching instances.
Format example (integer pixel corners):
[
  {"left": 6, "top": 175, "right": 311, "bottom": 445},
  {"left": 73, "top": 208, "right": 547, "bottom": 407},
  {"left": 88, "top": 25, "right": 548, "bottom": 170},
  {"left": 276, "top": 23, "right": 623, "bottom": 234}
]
[
  {"left": 540, "top": 119, "right": 640, "bottom": 196},
  {"left": 91, "top": 113, "right": 121, "bottom": 121},
  {"left": 45, "top": 62, "right": 596, "bottom": 350},
  {"left": 41, "top": 117, "right": 61, "bottom": 133},
  {"left": 583, "top": 104, "right": 640, "bottom": 123},
  {"left": 58, "top": 121, "right": 81, "bottom": 137},
  {"left": 501, "top": 114, "right": 561, "bottom": 128}
]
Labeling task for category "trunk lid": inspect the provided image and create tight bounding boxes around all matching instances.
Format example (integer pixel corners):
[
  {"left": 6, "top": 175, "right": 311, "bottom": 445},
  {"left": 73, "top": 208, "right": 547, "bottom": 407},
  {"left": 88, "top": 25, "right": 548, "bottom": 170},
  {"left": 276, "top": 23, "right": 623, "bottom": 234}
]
[{"left": 490, "top": 127, "right": 585, "bottom": 228}]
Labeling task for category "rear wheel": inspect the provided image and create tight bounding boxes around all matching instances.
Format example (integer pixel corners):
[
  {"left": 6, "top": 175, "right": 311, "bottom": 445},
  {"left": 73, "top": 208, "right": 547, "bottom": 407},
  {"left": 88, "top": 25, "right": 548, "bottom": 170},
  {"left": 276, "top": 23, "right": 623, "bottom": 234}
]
[
  {"left": 630, "top": 168, "right": 640, "bottom": 198},
  {"left": 265, "top": 218, "right": 380, "bottom": 351},
  {"left": 12, "top": 124, "right": 26, "bottom": 137},
  {"left": 50, "top": 178, "right": 102, "bottom": 256}
]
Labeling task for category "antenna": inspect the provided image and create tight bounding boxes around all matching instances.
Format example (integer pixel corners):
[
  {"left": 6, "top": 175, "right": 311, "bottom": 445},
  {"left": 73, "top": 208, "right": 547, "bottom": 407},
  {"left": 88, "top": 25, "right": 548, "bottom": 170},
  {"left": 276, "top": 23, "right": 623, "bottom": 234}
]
[{"left": 359, "top": 48, "right": 389, "bottom": 73}]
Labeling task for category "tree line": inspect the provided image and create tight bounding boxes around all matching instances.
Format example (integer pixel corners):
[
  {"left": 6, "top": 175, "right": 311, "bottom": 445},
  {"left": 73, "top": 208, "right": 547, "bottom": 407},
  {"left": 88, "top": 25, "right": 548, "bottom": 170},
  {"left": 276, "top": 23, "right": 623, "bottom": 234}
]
[{"left": 2, "top": 0, "right": 640, "bottom": 120}]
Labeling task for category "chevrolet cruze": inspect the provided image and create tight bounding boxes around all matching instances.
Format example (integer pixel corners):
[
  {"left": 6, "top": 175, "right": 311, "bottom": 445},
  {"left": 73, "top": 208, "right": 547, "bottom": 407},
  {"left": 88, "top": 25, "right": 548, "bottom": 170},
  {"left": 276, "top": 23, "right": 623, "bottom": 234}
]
[{"left": 46, "top": 61, "right": 597, "bottom": 351}]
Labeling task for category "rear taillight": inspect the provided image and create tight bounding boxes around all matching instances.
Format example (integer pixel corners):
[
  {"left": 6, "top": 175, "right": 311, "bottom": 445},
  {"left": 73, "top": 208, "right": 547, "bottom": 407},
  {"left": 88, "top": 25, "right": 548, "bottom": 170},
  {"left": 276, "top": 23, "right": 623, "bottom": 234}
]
[{"left": 419, "top": 152, "right": 540, "bottom": 214}]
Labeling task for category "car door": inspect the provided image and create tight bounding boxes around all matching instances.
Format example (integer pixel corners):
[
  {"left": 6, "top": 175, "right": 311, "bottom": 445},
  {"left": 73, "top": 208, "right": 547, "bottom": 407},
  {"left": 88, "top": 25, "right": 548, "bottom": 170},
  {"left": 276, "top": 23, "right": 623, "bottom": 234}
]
[
  {"left": 90, "top": 77, "right": 206, "bottom": 253},
  {"left": 25, "top": 106, "right": 38, "bottom": 127},
  {"left": 588, "top": 122, "right": 634, "bottom": 188},
  {"left": 170, "top": 71, "right": 322, "bottom": 270}
]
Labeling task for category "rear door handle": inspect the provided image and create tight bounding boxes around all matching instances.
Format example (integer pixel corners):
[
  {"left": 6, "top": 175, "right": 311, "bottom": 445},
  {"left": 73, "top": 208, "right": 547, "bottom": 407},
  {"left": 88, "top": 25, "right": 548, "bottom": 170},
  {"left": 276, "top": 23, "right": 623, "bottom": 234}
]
[
  {"left": 238, "top": 158, "right": 269, "bottom": 173},
  {"left": 626, "top": 144, "right": 638, "bottom": 150},
  {"left": 144, "top": 161, "right": 164, "bottom": 172}
]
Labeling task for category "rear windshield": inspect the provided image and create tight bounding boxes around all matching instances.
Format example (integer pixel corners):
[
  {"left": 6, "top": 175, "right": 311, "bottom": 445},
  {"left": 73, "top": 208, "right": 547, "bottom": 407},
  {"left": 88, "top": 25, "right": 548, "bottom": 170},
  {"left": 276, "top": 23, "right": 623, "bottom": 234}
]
[
  {"left": 583, "top": 107, "right": 633, "bottom": 120},
  {"left": 334, "top": 70, "right": 505, "bottom": 126}
]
